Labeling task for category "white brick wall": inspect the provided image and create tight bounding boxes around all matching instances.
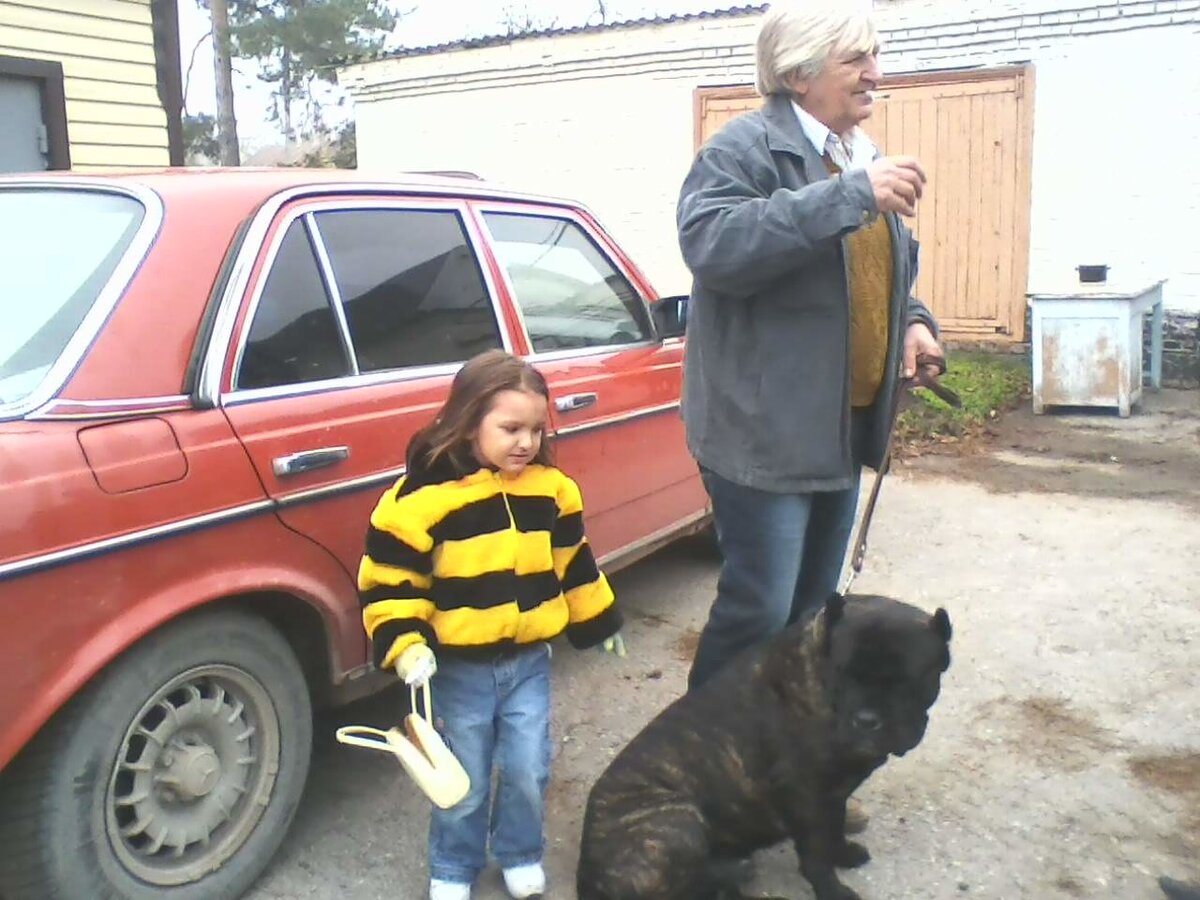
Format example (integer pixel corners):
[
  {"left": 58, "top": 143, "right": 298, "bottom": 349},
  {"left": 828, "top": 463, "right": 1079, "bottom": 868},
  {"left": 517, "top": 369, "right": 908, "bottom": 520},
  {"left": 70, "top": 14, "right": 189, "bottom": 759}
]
[{"left": 342, "top": 0, "right": 1200, "bottom": 314}]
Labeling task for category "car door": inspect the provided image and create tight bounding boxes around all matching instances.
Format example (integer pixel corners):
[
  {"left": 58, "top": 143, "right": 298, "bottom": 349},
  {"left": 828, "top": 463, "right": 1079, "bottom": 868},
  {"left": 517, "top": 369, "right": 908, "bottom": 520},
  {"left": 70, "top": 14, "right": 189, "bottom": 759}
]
[
  {"left": 471, "top": 201, "right": 707, "bottom": 563},
  {"left": 218, "top": 195, "right": 514, "bottom": 584}
]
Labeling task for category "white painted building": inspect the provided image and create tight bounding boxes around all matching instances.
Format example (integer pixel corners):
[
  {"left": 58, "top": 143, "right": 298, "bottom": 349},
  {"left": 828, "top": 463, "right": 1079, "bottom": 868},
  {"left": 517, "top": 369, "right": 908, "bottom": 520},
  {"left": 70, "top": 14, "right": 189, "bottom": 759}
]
[{"left": 340, "top": 0, "right": 1200, "bottom": 344}]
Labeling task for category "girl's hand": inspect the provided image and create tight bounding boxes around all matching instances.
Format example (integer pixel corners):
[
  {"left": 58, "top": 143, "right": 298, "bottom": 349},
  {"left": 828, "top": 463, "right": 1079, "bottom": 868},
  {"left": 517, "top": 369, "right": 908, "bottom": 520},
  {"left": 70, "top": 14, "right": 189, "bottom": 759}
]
[
  {"left": 395, "top": 643, "right": 437, "bottom": 687},
  {"left": 598, "top": 633, "right": 627, "bottom": 658}
]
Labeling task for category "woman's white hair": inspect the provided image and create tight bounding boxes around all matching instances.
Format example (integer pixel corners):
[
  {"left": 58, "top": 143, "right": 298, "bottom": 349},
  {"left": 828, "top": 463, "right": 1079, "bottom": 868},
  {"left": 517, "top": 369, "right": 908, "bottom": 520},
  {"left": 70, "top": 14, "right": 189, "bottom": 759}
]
[{"left": 755, "top": 1, "right": 879, "bottom": 97}]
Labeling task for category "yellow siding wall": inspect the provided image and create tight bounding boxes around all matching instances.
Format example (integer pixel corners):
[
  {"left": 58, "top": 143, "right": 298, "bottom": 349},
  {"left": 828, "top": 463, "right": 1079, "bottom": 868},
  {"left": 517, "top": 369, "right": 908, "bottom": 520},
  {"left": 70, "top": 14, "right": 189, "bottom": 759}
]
[{"left": 0, "top": 0, "right": 169, "bottom": 170}]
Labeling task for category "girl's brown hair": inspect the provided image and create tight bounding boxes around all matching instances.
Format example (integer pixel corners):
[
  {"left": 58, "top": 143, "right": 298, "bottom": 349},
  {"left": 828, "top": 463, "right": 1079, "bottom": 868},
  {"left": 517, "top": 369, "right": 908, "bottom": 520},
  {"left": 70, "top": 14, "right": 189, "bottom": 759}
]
[{"left": 407, "top": 349, "right": 554, "bottom": 474}]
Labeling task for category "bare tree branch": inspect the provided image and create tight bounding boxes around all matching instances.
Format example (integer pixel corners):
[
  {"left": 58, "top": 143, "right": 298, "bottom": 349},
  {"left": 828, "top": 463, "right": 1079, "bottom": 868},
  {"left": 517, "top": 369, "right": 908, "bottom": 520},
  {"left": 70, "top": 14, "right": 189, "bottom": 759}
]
[
  {"left": 182, "top": 29, "right": 212, "bottom": 117},
  {"left": 499, "top": 4, "right": 557, "bottom": 36}
]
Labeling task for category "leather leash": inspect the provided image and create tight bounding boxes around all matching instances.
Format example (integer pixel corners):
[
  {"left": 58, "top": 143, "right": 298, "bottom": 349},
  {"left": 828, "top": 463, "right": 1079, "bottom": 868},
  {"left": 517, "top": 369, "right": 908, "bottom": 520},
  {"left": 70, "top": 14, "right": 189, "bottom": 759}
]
[{"left": 841, "top": 353, "right": 961, "bottom": 594}]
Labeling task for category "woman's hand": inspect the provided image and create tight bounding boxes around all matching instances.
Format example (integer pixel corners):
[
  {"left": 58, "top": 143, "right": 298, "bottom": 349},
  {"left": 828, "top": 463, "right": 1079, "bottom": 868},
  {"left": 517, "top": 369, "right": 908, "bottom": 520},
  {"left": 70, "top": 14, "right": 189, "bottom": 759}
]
[
  {"left": 902, "top": 322, "right": 942, "bottom": 379},
  {"left": 866, "top": 156, "right": 926, "bottom": 217}
]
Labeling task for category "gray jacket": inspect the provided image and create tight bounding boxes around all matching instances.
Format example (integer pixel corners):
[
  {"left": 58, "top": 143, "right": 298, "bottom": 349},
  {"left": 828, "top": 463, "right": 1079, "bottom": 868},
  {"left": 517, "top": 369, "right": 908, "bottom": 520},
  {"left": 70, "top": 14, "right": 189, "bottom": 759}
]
[{"left": 677, "top": 93, "right": 938, "bottom": 493}]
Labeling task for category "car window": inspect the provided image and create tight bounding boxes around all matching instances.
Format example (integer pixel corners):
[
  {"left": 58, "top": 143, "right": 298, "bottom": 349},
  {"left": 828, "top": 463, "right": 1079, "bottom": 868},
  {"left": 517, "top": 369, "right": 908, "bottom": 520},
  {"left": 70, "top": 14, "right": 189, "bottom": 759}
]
[
  {"left": 0, "top": 189, "right": 145, "bottom": 408},
  {"left": 482, "top": 213, "right": 653, "bottom": 354},
  {"left": 313, "top": 208, "right": 502, "bottom": 371},
  {"left": 237, "top": 220, "right": 352, "bottom": 391}
]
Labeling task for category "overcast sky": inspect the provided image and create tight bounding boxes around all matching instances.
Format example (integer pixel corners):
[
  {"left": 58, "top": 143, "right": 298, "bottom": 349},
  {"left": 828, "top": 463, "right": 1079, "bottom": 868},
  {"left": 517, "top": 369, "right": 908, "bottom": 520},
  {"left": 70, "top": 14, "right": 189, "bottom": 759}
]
[{"left": 178, "top": 0, "right": 729, "bottom": 150}]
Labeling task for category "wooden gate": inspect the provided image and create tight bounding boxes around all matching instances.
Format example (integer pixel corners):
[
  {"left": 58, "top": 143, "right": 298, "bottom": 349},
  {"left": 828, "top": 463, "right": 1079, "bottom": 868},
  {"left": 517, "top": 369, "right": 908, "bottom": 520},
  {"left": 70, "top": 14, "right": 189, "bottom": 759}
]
[{"left": 693, "top": 66, "right": 1034, "bottom": 342}]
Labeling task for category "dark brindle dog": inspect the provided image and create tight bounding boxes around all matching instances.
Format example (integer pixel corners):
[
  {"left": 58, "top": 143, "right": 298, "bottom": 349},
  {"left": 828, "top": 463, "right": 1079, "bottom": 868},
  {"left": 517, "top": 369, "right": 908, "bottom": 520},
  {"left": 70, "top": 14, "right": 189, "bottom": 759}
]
[{"left": 577, "top": 593, "right": 952, "bottom": 900}]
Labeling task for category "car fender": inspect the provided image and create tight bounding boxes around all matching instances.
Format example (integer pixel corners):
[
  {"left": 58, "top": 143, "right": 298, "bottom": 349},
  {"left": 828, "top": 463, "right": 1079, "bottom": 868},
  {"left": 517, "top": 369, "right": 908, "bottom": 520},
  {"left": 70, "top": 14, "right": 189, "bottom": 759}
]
[{"left": 0, "top": 514, "right": 364, "bottom": 773}]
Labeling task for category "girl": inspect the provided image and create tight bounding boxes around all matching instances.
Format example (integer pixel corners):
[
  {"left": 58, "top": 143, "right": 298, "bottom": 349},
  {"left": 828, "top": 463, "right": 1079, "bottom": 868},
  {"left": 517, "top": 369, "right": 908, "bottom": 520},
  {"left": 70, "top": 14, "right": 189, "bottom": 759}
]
[{"left": 357, "top": 349, "right": 624, "bottom": 900}]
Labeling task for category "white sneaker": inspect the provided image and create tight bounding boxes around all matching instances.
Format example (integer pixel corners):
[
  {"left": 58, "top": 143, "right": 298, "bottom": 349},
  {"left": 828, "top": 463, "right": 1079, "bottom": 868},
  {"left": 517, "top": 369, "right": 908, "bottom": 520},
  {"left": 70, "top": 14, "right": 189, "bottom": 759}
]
[
  {"left": 429, "top": 878, "right": 471, "bottom": 900},
  {"left": 502, "top": 863, "right": 545, "bottom": 899}
]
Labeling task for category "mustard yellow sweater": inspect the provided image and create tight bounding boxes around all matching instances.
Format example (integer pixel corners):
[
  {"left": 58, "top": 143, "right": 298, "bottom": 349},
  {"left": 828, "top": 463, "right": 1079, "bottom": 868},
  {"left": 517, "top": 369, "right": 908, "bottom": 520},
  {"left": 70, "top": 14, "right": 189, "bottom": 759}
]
[{"left": 827, "top": 158, "right": 894, "bottom": 408}]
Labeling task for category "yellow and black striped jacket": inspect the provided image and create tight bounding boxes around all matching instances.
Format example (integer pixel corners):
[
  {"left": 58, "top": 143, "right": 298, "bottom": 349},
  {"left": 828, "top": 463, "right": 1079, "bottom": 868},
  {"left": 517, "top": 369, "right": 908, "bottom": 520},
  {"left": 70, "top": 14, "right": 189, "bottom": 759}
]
[{"left": 358, "top": 460, "right": 621, "bottom": 669}]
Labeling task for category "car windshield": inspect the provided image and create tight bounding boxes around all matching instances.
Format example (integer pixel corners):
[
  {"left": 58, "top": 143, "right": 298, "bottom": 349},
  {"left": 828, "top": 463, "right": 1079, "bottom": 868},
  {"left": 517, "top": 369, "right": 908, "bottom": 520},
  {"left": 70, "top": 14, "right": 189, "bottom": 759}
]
[{"left": 0, "top": 188, "right": 146, "bottom": 409}]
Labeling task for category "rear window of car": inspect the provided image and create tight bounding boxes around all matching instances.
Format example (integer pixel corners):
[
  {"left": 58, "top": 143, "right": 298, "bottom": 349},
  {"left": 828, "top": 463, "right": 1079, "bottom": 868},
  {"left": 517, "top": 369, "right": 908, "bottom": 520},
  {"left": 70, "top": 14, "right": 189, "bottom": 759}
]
[
  {"left": 235, "top": 207, "right": 503, "bottom": 392},
  {"left": 0, "top": 188, "right": 146, "bottom": 409},
  {"left": 316, "top": 208, "right": 502, "bottom": 372}
]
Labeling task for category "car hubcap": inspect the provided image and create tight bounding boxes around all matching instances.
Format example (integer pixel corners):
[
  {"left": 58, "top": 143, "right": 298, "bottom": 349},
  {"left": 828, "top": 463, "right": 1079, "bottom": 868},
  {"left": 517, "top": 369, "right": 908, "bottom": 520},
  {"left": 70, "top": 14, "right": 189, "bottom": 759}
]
[
  {"left": 162, "top": 740, "right": 222, "bottom": 800},
  {"left": 106, "top": 665, "right": 281, "bottom": 886}
]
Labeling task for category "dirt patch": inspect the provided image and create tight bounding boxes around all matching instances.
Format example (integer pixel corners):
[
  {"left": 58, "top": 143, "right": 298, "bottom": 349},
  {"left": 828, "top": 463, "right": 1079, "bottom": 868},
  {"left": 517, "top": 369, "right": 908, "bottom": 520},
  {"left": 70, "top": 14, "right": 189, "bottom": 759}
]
[
  {"left": 1053, "top": 875, "right": 1086, "bottom": 897},
  {"left": 1015, "top": 696, "right": 1120, "bottom": 757},
  {"left": 972, "top": 695, "right": 1121, "bottom": 773},
  {"left": 626, "top": 608, "right": 672, "bottom": 628},
  {"left": 671, "top": 629, "right": 700, "bottom": 663},
  {"left": 1130, "top": 752, "right": 1200, "bottom": 799},
  {"left": 901, "top": 388, "right": 1200, "bottom": 510},
  {"left": 1129, "top": 752, "right": 1200, "bottom": 850}
]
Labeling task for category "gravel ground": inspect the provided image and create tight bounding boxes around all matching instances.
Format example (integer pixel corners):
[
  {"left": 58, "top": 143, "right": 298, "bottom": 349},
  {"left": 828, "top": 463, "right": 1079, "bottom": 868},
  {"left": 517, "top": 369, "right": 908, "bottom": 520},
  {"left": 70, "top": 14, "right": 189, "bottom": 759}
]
[{"left": 247, "top": 389, "right": 1200, "bottom": 900}]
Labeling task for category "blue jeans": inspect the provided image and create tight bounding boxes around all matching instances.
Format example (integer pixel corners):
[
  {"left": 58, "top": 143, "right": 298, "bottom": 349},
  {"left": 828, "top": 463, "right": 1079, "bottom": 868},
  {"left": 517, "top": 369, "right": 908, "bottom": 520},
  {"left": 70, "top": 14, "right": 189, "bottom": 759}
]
[
  {"left": 687, "top": 466, "right": 861, "bottom": 691},
  {"left": 428, "top": 643, "right": 552, "bottom": 885}
]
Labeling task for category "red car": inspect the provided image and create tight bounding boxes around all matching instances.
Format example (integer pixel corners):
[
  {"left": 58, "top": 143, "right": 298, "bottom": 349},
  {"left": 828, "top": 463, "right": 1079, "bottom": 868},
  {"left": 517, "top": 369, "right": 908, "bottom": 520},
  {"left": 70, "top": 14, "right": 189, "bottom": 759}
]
[{"left": 0, "top": 169, "right": 704, "bottom": 900}]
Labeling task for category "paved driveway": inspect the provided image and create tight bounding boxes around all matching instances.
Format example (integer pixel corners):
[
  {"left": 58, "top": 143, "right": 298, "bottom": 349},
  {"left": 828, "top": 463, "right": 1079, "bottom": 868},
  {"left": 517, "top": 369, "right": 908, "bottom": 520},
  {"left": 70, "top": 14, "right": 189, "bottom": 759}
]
[{"left": 249, "top": 390, "right": 1200, "bottom": 900}]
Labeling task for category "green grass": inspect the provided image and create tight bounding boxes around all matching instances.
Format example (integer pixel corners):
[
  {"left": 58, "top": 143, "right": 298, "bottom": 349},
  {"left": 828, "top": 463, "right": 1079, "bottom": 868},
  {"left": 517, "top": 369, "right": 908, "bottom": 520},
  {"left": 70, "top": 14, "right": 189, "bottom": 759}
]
[{"left": 894, "top": 351, "right": 1031, "bottom": 447}]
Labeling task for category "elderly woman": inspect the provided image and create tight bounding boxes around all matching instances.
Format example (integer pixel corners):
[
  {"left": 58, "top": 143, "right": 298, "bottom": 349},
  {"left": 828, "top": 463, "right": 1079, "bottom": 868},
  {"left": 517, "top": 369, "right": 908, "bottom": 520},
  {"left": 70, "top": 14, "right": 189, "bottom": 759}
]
[{"left": 677, "top": 0, "right": 945, "bottom": 698}]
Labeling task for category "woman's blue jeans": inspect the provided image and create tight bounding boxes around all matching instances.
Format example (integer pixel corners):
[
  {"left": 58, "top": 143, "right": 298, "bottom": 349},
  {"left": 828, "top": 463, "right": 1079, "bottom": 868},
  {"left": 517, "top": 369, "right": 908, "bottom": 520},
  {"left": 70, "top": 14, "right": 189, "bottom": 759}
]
[{"left": 687, "top": 466, "right": 861, "bottom": 691}]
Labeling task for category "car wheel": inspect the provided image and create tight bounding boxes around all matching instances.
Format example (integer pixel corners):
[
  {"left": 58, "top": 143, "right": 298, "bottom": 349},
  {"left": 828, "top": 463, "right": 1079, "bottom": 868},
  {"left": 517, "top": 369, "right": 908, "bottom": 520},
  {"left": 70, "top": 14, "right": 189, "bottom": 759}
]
[{"left": 0, "top": 609, "right": 313, "bottom": 900}]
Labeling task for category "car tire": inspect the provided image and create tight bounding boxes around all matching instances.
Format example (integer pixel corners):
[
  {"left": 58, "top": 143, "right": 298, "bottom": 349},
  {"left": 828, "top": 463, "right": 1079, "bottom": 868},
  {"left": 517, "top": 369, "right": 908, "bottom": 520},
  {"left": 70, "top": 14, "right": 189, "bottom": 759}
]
[{"left": 0, "top": 609, "right": 313, "bottom": 900}]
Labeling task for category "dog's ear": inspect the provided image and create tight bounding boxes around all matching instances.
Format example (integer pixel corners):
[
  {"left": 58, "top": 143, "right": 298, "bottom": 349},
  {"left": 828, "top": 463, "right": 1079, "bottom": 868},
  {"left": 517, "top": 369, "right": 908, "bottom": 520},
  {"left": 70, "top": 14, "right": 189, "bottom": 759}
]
[
  {"left": 822, "top": 592, "right": 846, "bottom": 653},
  {"left": 931, "top": 607, "right": 952, "bottom": 671},
  {"left": 825, "top": 592, "right": 846, "bottom": 627},
  {"left": 931, "top": 608, "right": 952, "bottom": 643}
]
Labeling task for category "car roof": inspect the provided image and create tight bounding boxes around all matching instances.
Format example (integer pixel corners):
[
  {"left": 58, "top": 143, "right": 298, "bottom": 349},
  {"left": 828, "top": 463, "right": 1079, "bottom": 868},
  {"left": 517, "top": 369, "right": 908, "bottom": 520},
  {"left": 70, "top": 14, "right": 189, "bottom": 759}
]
[{"left": 0, "top": 166, "right": 586, "bottom": 215}]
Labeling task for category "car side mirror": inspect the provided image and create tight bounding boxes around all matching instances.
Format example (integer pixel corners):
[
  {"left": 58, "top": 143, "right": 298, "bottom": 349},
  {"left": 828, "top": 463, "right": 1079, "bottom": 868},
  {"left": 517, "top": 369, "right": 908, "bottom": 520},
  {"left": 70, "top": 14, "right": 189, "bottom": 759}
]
[{"left": 651, "top": 295, "right": 688, "bottom": 339}]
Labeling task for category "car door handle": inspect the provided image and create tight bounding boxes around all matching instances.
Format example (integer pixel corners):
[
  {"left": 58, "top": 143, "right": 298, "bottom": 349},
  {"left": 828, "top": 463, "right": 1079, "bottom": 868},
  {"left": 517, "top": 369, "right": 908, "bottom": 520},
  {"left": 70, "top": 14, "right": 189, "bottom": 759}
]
[
  {"left": 271, "top": 446, "right": 350, "bottom": 477},
  {"left": 555, "top": 393, "right": 597, "bottom": 413}
]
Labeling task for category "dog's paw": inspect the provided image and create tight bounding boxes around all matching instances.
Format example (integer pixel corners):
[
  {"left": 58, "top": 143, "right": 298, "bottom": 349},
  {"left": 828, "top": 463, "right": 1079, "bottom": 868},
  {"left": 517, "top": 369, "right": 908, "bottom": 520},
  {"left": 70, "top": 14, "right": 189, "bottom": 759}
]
[
  {"left": 812, "top": 883, "right": 863, "bottom": 900},
  {"left": 833, "top": 840, "right": 871, "bottom": 869}
]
